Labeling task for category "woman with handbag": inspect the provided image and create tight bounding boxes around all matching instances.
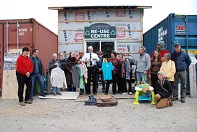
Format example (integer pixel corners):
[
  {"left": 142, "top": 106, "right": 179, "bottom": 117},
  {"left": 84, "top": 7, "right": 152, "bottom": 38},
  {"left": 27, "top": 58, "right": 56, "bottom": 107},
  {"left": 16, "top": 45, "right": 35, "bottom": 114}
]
[{"left": 154, "top": 71, "right": 173, "bottom": 109}]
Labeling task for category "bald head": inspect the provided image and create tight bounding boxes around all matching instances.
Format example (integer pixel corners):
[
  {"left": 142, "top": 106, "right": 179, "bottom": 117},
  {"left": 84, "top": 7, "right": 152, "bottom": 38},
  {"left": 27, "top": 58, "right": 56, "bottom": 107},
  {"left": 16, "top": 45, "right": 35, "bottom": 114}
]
[{"left": 88, "top": 46, "right": 93, "bottom": 53}]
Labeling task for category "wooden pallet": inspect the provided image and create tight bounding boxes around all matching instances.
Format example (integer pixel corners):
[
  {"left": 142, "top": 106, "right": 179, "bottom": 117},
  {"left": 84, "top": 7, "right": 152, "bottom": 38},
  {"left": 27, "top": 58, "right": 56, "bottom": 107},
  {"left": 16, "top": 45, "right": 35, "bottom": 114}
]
[{"left": 96, "top": 98, "right": 118, "bottom": 107}]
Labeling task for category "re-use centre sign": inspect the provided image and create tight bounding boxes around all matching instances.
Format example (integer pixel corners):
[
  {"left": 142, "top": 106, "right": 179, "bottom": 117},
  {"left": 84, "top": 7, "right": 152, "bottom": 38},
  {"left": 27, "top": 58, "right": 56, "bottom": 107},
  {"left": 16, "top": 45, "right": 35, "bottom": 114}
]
[{"left": 84, "top": 23, "right": 116, "bottom": 39}]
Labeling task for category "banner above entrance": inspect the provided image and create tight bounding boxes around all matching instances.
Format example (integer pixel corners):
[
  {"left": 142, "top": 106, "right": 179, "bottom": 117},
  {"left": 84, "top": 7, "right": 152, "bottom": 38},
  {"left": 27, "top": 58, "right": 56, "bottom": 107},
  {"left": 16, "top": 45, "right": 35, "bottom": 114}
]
[{"left": 84, "top": 23, "right": 116, "bottom": 39}]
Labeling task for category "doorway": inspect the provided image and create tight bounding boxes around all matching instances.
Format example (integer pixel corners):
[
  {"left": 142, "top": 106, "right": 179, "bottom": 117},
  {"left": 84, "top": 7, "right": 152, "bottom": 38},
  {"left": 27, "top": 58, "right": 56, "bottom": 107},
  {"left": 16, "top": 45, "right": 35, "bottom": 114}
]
[{"left": 86, "top": 41, "right": 115, "bottom": 56}]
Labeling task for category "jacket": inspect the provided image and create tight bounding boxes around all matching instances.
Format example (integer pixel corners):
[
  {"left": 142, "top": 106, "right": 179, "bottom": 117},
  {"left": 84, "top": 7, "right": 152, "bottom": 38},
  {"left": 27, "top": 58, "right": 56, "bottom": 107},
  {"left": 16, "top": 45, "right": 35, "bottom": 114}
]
[
  {"left": 155, "top": 79, "right": 173, "bottom": 98},
  {"left": 49, "top": 59, "right": 58, "bottom": 74},
  {"left": 133, "top": 53, "right": 151, "bottom": 72},
  {"left": 160, "top": 60, "right": 176, "bottom": 81},
  {"left": 171, "top": 50, "right": 192, "bottom": 72},
  {"left": 50, "top": 67, "right": 67, "bottom": 88},
  {"left": 30, "top": 56, "right": 44, "bottom": 76},
  {"left": 16, "top": 55, "right": 33, "bottom": 76}
]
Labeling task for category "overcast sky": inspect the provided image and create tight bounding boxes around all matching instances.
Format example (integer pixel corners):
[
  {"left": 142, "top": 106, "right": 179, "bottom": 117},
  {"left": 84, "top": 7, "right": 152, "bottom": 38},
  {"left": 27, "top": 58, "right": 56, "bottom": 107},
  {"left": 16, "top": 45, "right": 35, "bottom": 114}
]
[{"left": 0, "top": 0, "right": 197, "bottom": 34}]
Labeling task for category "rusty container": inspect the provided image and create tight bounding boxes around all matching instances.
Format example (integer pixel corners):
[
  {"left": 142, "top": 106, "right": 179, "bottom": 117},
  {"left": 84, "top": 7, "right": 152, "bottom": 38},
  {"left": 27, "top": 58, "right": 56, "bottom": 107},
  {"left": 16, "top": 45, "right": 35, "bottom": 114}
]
[{"left": 0, "top": 18, "right": 58, "bottom": 95}]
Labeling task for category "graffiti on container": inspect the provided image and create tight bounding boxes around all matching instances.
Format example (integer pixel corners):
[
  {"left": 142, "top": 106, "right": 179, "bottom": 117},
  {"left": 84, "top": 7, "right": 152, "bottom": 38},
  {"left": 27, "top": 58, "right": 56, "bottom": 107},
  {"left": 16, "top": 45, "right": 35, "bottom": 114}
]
[
  {"left": 74, "top": 32, "right": 84, "bottom": 42},
  {"left": 87, "top": 11, "right": 91, "bottom": 20},
  {"left": 63, "top": 30, "right": 68, "bottom": 41},
  {"left": 116, "top": 27, "right": 125, "bottom": 38},
  {"left": 106, "top": 11, "right": 110, "bottom": 18},
  {"left": 158, "top": 27, "right": 167, "bottom": 41},
  {"left": 18, "top": 28, "right": 27, "bottom": 36},
  {"left": 116, "top": 11, "right": 126, "bottom": 17},
  {"left": 129, "top": 10, "right": 134, "bottom": 19},
  {"left": 127, "top": 24, "right": 132, "bottom": 36},
  {"left": 64, "top": 12, "right": 68, "bottom": 20},
  {"left": 118, "top": 43, "right": 139, "bottom": 53},
  {"left": 75, "top": 12, "right": 85, "bottom": 20}
]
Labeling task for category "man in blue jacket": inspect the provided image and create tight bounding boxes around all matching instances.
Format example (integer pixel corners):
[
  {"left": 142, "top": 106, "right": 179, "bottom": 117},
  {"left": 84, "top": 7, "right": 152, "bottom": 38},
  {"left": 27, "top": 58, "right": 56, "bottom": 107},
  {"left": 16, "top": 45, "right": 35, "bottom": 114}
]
[
  {"left": 30, "top": 49, "right": 46, "bottom": 101},
  {"left": 171, "top": 43, "right": 191, "bottom": 103}
]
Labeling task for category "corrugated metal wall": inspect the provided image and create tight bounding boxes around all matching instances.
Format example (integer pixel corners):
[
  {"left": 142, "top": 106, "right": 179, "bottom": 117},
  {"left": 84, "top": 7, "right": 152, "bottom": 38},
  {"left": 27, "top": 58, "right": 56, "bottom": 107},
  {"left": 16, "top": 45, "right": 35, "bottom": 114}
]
[
  {"left": 0, "top": 19, "right": 58, "bottom": 95},
  {"left": 143, "top": 13, "right": 197, "bottom": 55}
]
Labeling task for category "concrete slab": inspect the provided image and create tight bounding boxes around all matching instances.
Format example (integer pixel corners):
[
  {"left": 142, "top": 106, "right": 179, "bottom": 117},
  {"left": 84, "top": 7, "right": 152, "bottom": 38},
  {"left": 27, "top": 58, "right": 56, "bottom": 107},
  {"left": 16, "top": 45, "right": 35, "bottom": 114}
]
[{"left": 38, "top": 92, "right": 79, "bottom": 100}]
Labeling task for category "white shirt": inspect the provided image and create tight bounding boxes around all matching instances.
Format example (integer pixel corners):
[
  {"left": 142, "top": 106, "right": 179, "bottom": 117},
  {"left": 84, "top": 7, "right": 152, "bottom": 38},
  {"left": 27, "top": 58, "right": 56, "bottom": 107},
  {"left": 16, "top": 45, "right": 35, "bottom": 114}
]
[
  {"left": 82, "top": 52, "right": 99, "bottom": 67},
  {"left": 50, "top": 67, "right": 67, "bottom": 88}
]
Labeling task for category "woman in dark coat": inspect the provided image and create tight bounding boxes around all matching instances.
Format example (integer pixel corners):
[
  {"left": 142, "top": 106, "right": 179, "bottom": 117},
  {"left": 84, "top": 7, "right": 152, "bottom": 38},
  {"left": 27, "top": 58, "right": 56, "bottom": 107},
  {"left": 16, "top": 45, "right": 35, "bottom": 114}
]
[{"left": 65, "top": 52, "right": 77, "bottom": 91}]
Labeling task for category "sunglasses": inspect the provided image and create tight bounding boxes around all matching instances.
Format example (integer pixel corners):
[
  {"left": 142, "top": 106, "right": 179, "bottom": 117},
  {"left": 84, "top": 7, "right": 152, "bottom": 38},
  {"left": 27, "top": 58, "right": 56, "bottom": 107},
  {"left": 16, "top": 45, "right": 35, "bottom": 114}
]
[{"left": 123, "top": 55, "right": 128, "bottom": 56}]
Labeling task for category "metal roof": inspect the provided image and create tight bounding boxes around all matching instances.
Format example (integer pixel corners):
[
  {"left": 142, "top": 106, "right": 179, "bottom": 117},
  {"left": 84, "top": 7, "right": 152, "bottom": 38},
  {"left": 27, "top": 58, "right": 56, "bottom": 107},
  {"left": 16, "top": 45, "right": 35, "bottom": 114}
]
[{"left": 48, "top": 5, "right": 152, "bottom": 10}]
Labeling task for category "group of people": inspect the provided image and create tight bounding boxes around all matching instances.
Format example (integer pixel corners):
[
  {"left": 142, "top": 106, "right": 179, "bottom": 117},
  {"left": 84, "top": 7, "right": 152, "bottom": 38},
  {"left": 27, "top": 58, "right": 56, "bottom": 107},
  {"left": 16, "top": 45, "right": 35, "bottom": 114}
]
[{"left": 16, "top": 41, "right": 192, "bottom": 109}]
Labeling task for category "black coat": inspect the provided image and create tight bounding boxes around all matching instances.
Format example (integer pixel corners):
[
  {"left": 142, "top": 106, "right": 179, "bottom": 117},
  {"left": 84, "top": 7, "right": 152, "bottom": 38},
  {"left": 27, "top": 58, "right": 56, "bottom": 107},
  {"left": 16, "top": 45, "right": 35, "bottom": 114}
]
[{"left": 155, "top": 79, "right": 173, "bottom": 98}]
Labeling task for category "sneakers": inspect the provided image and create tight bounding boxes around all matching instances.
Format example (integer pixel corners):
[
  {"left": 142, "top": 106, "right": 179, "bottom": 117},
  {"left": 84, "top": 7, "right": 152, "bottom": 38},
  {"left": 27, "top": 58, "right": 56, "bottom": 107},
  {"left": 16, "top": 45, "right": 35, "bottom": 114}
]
[
  {"left": 57, "top": 92, "right": 62, "bottom": 95},
  {"left": 181, "top": 98, "right": 185, "bottom": 103},
  {"left": 19, "top": 102, "right": 26, "bottom": 106},
  {"left": 53, "top": 93, "right": 57, "bottom": 96},
  {"left": 128, "top": 92, "right": 132, "bottom": 95},
  {"left": 24, "top": 100, "right": 32, "bottom": 104},
  {"left": 122, "top": 92, "right": 127, "bottom": 95},
  {"left": 172, "top": 97, "right": 178, "bottom": 101},
  {"left": 40, "top": 94, "right": 46, "bottom": 97}
]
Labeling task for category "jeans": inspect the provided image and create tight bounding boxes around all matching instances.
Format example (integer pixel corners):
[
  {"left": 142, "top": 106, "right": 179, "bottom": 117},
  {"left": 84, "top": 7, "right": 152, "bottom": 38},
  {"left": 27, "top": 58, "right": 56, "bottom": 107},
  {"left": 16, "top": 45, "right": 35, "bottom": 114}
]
[
  {"left": 136, "top": 72, "right": 148, "bottom": 84},
  {"left": 16, "top": 72, "right": 31, "bottom": 102},
  {"left": 96, "top": 73, "right": 106, "bottom": 92},
  {"left": 68, "top": 85, "right": 76, "bottom": 91},
  {"left": 173, "top": 70, "right": 187, "bottom": 99},
  {"left": 52, "top": 87, "right": 60, "bottom": 93},
  {"left": 30, "top": 73, "right": 45, "bottom": 99}
]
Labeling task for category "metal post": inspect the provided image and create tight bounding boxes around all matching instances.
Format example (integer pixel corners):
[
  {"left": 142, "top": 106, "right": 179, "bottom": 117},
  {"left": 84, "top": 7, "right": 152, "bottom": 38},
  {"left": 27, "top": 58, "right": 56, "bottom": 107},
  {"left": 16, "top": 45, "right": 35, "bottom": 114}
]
[
  {"left": 17, "top": 21, "right": 20, "bottom": 49},
  {"left": 6, "top": 22, "right": 9, "bottom": 53}
]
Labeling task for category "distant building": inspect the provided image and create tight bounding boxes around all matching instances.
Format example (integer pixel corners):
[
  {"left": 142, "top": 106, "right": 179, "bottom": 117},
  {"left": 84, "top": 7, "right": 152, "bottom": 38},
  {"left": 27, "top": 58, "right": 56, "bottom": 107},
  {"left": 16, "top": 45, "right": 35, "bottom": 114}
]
[{"left": 49, "top": 5, "right": 151, "bottom": 54}]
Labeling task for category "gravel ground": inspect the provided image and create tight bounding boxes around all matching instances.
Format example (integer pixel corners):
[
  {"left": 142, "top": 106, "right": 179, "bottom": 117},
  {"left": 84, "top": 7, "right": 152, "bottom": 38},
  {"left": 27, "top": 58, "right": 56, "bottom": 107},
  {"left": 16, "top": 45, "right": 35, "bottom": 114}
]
[{"left": 0, "top": 93, "right": 197, "bottom": 132}]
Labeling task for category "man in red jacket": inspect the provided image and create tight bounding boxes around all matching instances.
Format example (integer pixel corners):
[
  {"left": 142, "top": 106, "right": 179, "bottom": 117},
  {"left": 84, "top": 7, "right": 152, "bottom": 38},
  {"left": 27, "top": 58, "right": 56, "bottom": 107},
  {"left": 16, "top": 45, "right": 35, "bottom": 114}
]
[{"left": 16, "top": 47, "right": 33, "bottom": 106}]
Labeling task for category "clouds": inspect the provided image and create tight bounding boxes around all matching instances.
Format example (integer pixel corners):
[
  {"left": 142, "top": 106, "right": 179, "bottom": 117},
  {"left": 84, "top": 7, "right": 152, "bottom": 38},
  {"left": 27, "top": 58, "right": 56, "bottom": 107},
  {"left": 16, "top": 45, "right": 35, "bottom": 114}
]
[{"left": 0, "top": 0, "right": 196, "bottom": 34}]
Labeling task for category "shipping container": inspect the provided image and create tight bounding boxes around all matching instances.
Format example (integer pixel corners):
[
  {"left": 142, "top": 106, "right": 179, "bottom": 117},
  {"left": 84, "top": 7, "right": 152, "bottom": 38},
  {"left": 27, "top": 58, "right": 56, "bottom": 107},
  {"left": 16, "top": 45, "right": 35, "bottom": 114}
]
[
  {"left": 143, "top": 13, "right": 197, "bottom": 93},
  {"left": 0, "top": 18, "right": 58, "bottom": 95},
  {"left": 143, "top": 13, "right": 197, "bottom": 55}
]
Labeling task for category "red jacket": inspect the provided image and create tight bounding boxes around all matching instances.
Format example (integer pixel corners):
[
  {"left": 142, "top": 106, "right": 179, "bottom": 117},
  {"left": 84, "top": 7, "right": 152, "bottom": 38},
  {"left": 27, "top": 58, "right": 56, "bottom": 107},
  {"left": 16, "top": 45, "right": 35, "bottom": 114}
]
[{"left": 16, "top": 55, "right": 33, "bottom": 75}]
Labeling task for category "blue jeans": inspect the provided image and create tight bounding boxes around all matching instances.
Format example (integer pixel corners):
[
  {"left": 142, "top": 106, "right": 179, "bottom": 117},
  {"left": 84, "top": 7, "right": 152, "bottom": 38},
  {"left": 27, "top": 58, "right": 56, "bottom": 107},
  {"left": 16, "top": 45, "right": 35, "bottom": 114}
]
[
  {"left": 30, "top": 73, "right": 45, "bottom": 99},
  {"left": 52, "top": 87, "right": 60, "bottom": 93},
  {"left": 96, "top": 73, "right": 106, "bottom": 92},
  {"left": 136, "top": 72, "right": 148, "bottom": 84}
]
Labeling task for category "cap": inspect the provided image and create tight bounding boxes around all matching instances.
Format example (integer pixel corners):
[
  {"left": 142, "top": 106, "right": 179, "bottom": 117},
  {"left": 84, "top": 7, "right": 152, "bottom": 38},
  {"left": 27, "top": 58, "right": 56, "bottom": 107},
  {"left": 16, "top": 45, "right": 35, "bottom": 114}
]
[
  {"left": 157, "top": 71, "right": 165, "bottom": 77},
  {"left": 157, "top": 41, "right": 165, "bottom": 48},
  {"left": 174, "top": 43, "right": 180, "bottom": 47},
  {"left": 164, "top": 53, "right": 171, "bottom": 59}
]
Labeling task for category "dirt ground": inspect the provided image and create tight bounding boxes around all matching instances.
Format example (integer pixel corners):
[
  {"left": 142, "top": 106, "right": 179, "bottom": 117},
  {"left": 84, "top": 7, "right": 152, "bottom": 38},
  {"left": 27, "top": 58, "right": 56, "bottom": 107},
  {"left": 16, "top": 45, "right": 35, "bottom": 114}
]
[{"left": 0, "top": 92, "right": 197, "bottom": 132}]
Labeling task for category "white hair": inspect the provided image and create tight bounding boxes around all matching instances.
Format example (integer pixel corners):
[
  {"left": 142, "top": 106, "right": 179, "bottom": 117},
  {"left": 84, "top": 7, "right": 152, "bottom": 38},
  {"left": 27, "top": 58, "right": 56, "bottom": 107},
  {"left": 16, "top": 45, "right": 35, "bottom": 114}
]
[{"left": 52, "top": 53, "right": 57, "bottom": 57}]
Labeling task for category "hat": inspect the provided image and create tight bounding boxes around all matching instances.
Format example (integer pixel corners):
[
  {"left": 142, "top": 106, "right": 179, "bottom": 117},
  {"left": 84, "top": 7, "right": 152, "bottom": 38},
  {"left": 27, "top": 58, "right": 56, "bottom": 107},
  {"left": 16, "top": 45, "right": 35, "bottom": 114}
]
[
  {"left": 157, "top": 71, "right": 165, "bottom": 77},
  {"left": 157, "top": 41, "right": 165, "bottom": 48},
  {"left": 174, "top": 43, "right": 180, "bottom": 47},
  {"left": 164, "top": 53, "right": 171, "bottom": 59}
]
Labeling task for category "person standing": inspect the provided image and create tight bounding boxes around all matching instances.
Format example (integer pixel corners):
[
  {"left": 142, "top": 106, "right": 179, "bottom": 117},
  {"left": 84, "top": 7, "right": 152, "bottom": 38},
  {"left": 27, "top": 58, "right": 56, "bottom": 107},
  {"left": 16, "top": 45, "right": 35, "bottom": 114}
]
[
  {"left": 151, "top": 41, "right": 170, "bottom": 61},
  {"left": 58, "top": 52, "right": 67, "bottom": 75},
  {"left": 30, "top": 49, "right": 46, "bottom": 101},
  {"left": 96, "top": 51, "right": 106, "bottom": 93},
  {"left": 82, "top": 46, "right": 99, "bottom": 95},
  {"left": 132, "top": 46, "right": 151, "bottom": 84},
  {"left": 149, "top": 49, "right": 162, "bottom": 90},
  {"left": 160, "top": 53, "right": 176, "bottom": 87},
  {"left": 49, "top": 53, "right": 58, "bottom": 74},
  {"left": 65, "top": 52, "right": 77, "bottom": 91},
  {"left": 50, "top": 63, "right": 67, "bottom": 95},
  {"left": 120, "top": 53, "right": 132, "bottom": 95},
  {"left": 171, "top": 43, "right": 191, "bottom": 103},
  {"left": 16, "top": 47, "right": 33, "bottom": 106},
  {"left": 107, "top": 51, "right": 120, "bottom": 94}
]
